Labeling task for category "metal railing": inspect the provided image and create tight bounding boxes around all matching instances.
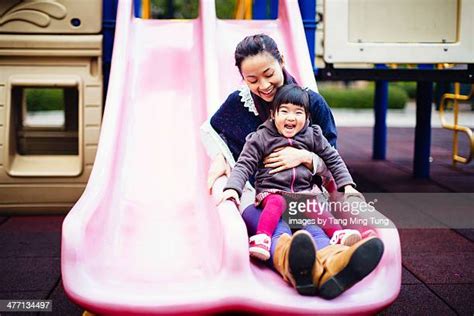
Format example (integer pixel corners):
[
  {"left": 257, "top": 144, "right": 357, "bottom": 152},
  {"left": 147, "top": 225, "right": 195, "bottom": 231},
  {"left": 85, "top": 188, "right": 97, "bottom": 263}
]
[{"left": 439, "top": 82, "right": 474, "bottom": 164}]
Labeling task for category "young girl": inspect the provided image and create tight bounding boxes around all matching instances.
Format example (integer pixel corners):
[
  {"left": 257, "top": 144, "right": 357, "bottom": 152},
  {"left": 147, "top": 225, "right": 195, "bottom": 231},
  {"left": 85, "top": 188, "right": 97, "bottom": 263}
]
[{"left": 220, "top": 84, "right": 361, "bottom": 260}]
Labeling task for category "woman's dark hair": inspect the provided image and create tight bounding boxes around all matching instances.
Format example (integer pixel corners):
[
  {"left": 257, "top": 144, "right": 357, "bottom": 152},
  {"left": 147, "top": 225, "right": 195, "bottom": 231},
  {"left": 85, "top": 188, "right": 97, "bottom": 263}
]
[
  {"left": 234, "top": 34, "right": 298, "bottom": 122},
  {"left": 234, "top": 34, "right": 283, "bottom": 73},
  {"left": 272, "top": 84, "right": 310, "bottom": 117}
]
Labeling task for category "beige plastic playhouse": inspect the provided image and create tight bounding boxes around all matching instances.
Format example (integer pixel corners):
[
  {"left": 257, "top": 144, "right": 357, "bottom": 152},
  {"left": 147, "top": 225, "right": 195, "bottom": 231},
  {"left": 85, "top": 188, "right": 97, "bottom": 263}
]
[{"left": 0, "top": 0, "right": 103, "bottom": 213}]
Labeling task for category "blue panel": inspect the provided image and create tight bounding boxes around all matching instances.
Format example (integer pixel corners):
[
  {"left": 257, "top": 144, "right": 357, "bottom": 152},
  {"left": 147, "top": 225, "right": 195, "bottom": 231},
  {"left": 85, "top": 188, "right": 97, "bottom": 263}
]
[
  {"left": 298, "top": 0, "right": 316, "bottom": 70},
  {"left": 269, "top": 0, "right": 278, "bottom": 19},
  {"left": 134, "top": 0, "right": 141, "bottom": 17},
  {"left": 253, "top": 0, "right": 267, "bottom": 19},
  {"left": 102, "top": 0, "right": 118, "bottom": 103}
]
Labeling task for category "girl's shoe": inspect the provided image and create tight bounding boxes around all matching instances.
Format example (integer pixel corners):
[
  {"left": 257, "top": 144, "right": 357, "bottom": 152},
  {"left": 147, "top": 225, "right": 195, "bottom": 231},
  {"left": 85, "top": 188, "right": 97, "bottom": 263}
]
[
  {"left": 330, "top": 229, "right": 362, "bottom": 246},
  {"left": 249, "top": 234, "right": 271, "bottom": 261}
]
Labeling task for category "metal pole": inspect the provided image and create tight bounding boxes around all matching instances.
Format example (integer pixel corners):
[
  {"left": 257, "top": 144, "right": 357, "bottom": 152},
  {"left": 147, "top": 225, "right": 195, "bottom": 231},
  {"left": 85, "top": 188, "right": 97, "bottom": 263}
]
[
  {"left": 133, "top": 0, "right": 141, "bottom": 17},
  {"left": 269, "top": 0, "right": 278, "bottom": 19},
  {"left": 253, "top": 0, "right": 267, "bottom": 19},
  {"left": 142, "top": 0, "right": 150, "bottom": 19},
  {"left": 103, "top": 0, "right": 118, "bottom": 102},
  {"left": 166, "top": 0, "right": 174, "bottom": 18},
  {"left": 373, "top": 64, "right": 388, "bottom": 160},
  {"left": 414, "top": 81, "right": 433, "bottom": 178},
  {"left": 298, "top": 0, "right": 316, "bottom": 69}
]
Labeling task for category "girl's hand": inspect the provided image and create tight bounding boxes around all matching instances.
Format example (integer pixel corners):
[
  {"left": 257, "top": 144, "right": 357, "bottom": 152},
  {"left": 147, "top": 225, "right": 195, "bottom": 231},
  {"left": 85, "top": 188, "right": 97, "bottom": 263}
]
[
  {"left": 218, "top": 189, "right": 241, "bottom": 206},
  {"left": 264, "top": 147, "right": 313, "bottom": 174},
  {"left": 207, "top": 153, "right": 231, "bottom": 194}
]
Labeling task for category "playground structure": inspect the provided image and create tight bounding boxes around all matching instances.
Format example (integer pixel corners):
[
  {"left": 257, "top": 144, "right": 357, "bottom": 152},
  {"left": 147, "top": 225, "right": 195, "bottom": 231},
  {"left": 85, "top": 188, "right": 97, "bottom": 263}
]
[
  {"left": 321, "top": 0, "right": 474, "bottom": 178},
  {"left": 324, "top": 0, "right": 473, "bottom": 64},
  {"left": 0, "top": 1, "right": 472, "bottom": 213},
  {"left": 0, "top": 0, "right": 103, "bottom": 213},
  {"left": 60, "top": 0, "right": 401, "bottom": 314},
  {"left": 0, "top": 0, "right": 473, "bottom": 314}
]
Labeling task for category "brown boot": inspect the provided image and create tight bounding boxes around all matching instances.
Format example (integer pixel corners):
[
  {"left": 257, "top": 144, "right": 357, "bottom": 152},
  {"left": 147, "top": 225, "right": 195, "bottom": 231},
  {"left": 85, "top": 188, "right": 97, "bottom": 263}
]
[
  {"left": 273, "top": 231, "right": 317, "bottom": 296},
  {"left": 313, "top": 237, "right": 384, "bottom": 299}
]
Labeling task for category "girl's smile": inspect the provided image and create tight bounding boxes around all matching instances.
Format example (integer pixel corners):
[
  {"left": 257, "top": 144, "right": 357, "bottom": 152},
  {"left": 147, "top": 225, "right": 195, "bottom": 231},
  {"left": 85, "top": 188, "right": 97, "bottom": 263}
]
[{"left": 273, "top": 103, "right": 307, "bottom": 138}]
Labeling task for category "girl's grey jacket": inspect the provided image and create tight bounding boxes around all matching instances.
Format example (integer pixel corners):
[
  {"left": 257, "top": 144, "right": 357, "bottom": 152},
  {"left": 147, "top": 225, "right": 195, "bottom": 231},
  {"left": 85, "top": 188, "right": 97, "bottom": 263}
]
[{"left": 224, "top": 119, "right": 355, "bottom": 197}]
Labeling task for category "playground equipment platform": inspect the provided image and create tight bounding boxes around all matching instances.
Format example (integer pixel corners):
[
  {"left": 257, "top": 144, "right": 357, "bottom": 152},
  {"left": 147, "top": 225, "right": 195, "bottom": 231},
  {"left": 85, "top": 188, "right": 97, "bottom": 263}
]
[{"left": 0, "top": 125, "right": 473, "bottom": 315}]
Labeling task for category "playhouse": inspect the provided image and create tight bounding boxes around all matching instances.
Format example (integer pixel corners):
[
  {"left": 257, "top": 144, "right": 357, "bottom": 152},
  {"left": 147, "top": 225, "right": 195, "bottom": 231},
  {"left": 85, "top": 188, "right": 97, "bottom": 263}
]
[{"left": 0, "top": 0, "right": 103, "bottom": 213}]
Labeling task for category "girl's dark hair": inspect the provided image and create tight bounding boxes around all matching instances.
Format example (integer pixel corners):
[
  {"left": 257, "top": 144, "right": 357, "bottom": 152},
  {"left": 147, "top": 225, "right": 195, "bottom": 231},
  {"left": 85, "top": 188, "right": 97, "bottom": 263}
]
[
  {"left": 234, "top": 34, "right": 283, "bottom": 73},
  {"left": 272, "top": 84, "right": 310, "bottom": 116}
]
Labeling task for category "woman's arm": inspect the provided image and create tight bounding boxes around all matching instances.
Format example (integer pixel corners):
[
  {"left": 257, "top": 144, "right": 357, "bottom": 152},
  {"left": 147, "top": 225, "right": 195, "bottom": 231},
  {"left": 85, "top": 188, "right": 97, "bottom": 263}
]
[
  {"left": 200, "top": 120, "right": 236, "bottom": 193},
  {"left": 207, "top": 153, "right": 231, "bottom": 194},
  {"left": 312, "top": 125, "right": 355, "bottom": 191},
  {"left": 263, "top": 147, "right": 315, "bottom": 174},
  {"left": 308, "top": 90, "right": 338, "bottom": 147}
]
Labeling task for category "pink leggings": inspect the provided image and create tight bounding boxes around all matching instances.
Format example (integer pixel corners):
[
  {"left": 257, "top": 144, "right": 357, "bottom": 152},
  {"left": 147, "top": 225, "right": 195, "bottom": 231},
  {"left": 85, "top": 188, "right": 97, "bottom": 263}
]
[{"left": 256, "top": 193, "right": 343, "bottom": 238}]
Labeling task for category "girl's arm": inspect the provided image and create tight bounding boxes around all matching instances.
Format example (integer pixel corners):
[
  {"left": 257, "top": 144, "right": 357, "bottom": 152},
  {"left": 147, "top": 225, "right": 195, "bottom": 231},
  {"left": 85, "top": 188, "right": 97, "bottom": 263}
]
[{"left": 224, "top": 132, "right": 263, "bottom": 197}]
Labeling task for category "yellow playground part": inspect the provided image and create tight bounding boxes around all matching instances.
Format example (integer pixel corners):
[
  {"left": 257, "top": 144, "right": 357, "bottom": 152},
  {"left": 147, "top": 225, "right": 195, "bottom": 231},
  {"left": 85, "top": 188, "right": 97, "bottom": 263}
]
[
  {"left": 439, "top": 83, "right": 474, "bottom": 165},
  {"left": 0, "top": 0, "right": 103, "bottom": 213},
  {"left": 234, "top": 0, "right": 253, "bottom": 20}
]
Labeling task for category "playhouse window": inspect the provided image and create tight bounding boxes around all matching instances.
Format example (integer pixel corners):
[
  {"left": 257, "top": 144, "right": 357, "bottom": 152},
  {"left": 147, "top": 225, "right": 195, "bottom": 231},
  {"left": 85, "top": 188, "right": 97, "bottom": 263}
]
[
  {"left": 23, "top": 88, "right": 65, "bottom": 128},
  {"left": 12, "top": 87, "right": 79, "bottom": 155}
]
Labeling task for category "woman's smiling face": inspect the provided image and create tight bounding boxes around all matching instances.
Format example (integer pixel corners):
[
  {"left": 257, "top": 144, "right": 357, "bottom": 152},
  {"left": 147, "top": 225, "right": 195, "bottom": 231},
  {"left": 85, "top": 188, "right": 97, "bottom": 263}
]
[{"left": 240, "top": 52, "right": 285, "bottom": 102}]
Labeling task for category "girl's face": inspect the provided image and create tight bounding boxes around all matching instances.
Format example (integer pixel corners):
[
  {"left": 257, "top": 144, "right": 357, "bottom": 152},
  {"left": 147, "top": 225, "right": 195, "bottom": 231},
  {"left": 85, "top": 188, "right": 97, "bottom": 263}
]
[
  {"left": 240, "top": 52, "right": 285, "bottom": 102},
  {"left": 272, "top": 103, "right": 307, "bottom": 138}
]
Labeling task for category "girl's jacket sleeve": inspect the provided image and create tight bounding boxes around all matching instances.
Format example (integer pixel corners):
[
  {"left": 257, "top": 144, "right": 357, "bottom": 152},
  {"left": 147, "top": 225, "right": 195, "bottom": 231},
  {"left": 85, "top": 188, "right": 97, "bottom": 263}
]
[{"left": 223, "top": 132, "right": 263, "bottom": 197}]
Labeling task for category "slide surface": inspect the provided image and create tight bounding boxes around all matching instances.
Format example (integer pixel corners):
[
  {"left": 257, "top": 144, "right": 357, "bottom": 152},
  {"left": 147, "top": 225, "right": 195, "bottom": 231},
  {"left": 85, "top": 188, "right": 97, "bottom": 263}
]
[{"left": 61, "top": 0, "right": 401, "bottom": 314}]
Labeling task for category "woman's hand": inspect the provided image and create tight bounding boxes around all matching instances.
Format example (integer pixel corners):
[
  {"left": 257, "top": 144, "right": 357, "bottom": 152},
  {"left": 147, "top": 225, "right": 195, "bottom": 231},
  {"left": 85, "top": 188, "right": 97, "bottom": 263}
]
[
  {"left": 207, "top": 153, "right": 231, "bottom": 194},
  {"left": 264, "top": 147, "right": 313, "bottom": 174},
  {"left": 218, "top": 189, "right": 240, "bottom": 206},
  {"left": 344, "top": 185, "right": 359, "bottom": 195}
]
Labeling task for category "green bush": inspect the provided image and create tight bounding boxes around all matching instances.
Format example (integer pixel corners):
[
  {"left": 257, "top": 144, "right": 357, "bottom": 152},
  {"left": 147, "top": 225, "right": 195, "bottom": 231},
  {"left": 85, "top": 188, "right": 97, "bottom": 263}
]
[
  {"left": 25, "top": 88, "right": 64, "bottom": 112},
  {"left": 150, "top": 0, "right": 237, "bottom": 19},
  {"left": 151, "top": 0, "right": 199, "bottom": 19},
  {"left": 392, "top": 82, "right": 416, "bottom": 99},
  {"left": 319, "top": 84, "right": 408, "bottom": 110},
  {"left": 216, "top": 0, "right": 237, "bottom": 19}
]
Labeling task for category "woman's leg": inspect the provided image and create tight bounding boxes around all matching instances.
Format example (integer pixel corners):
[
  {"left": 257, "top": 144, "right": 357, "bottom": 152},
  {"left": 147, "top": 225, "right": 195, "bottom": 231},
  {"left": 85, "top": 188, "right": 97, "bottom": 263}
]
[
  {"left": 302, "top": 224, "right": 331, "bottom": 250},
  {"left": 304, "top": 198, "right": 342, "bottom": 238},
  {"left": 243, "top": 205, "right": 321, "bottom": 296},
  {"left": 257, "top": 194, "right": 287, "bottom": 236}
]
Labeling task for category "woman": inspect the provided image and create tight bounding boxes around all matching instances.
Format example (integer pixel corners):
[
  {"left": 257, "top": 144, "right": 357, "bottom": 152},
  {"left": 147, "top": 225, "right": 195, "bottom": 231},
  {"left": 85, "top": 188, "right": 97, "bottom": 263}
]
[{"left": 201, "top": 34, "right": 383, "bottom": 299}]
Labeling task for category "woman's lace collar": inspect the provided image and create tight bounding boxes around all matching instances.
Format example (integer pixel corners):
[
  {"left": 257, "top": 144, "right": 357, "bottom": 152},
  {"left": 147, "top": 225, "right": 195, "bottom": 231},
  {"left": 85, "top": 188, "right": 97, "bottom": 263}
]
[{"left": 238, "top": 85, "right": 259, "bottom": 116}]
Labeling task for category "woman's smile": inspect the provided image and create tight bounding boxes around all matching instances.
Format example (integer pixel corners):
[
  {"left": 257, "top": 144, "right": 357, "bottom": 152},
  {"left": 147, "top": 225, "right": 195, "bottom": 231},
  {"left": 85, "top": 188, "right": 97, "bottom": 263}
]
[
  {"left": 240, "top": 52, "right": 285, "bottom": 102},
  {"left": 259, "top": 86, "right": 275, "bottom": 98}
]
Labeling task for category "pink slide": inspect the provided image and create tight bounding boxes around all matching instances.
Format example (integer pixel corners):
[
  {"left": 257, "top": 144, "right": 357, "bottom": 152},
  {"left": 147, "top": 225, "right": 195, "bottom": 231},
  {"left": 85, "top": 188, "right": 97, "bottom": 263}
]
[{"left": 61, "top": 0, "right": 401, "bottom": 314}]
